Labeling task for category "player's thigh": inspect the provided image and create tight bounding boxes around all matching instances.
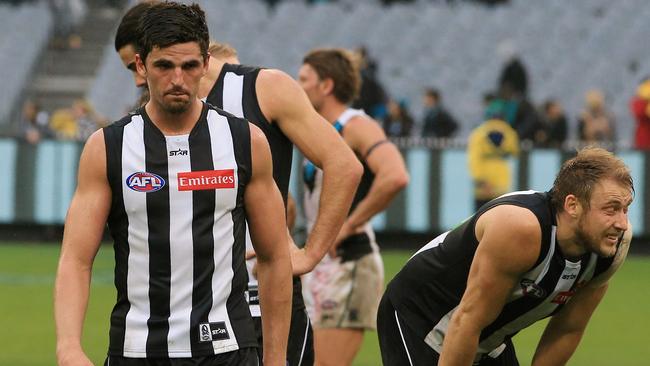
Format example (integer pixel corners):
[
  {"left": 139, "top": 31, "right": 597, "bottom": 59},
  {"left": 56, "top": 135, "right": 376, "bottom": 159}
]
[{"left": 313, "top": 328, "right": 364, "bottom": 366}]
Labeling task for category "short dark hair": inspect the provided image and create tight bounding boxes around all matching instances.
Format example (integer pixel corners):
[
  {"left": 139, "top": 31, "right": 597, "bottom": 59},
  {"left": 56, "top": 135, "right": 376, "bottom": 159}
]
[
  {"left": 303, "top": 48, "right": 361, "bottom": 104},
  {"left": 425, "top": 88, "right": 440, "bottom": 101},
  {"left": 137, "top": 2, "right": 209, "bottom": 63},
  {"left": 114, "top": 1, "right": 156, "bottom": 52}
]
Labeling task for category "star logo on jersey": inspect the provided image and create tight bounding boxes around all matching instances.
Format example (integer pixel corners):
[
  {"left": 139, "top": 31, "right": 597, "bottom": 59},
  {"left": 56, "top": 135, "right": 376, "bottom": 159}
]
[
  {"left": 169, "top": 148, "right": 188, "bottom": 157},
  {"left": 198, "top": 322, "right": 230, "bottom": 342},
  {"left": 126, "top": 172, "right": 165, "bottom": 193},
  {"left": 178, "top": 169, "right": 235, "bottom": 191}
]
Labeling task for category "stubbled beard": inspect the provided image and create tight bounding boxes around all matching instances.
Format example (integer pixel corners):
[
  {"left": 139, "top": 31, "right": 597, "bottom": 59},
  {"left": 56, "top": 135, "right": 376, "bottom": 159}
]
[
  {"left": 163, "top": 99, "right": 190, "bottom": 115},
  {"left": 575, "top": 219, "right": 616, "bottom": 258}
]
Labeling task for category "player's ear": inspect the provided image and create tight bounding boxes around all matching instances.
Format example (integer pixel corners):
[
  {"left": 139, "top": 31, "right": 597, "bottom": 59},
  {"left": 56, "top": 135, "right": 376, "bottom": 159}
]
[
  {"left": 564, "top": 194, "right": 581, "bottom": 219},
  {"left": 202, "top": 53, "right": 210, "bottom": 76},
  {"left": 321, "top": 77, "right": 334, "bottom": 95},
  {"left": 135, "top": 54, "right": 147, "bottom": 77}
]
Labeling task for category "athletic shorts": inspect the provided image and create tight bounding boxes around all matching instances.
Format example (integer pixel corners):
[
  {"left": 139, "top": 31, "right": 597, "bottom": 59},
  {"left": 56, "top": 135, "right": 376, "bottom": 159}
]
[
  {"left": 253, "top": 305, "right": 314, "bottom": 366},
  {"left": 302, "top": 251, "right": 384, "bottom": 330},
  {"left": 377, "top": 296, "right": 519, "bottom": 366},
  {"left": 103, "top": 347, "right": 259, "bottom": 366}
]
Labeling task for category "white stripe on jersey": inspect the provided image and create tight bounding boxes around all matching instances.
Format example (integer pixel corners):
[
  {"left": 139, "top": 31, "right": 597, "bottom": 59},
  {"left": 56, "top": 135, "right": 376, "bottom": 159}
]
[
  {"left": 121, "top": 116, "right": 151, "bottom": 357},
  {"left": 207, "top": 109, "right": 240, "bottom": 353},
  {"left": 222, "top": 73, "right": 245, "bottom": 118},
  {"left": 412, "top": 231, "right": 449, "bottom": 259},
  {"left": 222, "top": 71, "right": 259, "bottom": 302},
  {"left": 166, "top": 134, "right": 194, "bottom": 356}
]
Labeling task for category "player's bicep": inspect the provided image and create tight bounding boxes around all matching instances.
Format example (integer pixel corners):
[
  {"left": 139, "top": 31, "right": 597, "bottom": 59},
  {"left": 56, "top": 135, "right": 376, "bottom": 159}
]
[
  {"left": 244, "top": 124, "right": 287, "bottom": 261},
  {"left": 457, "top": 206, "right": 541, "bottom": 327},
  {"left": 257, "top": 69, "right": 347, "bottom": 168},
  {"left": 60, "top": 130, "right": 111, "bottom": 266}
]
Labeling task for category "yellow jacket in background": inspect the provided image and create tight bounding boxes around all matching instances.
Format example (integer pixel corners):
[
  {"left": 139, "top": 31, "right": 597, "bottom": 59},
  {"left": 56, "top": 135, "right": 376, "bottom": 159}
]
[{"left": 467, "top": 119, "right": 520, "bottom": 200}]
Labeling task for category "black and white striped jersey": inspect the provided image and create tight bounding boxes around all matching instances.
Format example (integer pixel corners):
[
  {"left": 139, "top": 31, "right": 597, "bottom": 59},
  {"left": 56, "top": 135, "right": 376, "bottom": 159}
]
[
  {"left": 386, "top": 191, "right": 618, "bottom": 358},
  {"left": 206, "top": 63, "right": 292, "bottom": 205},
  {"left": 206, "top": 63, "right": 303, "bottom": 313},
  {"left": 103, "top": 103, "right": 256, "bottom": 358}
]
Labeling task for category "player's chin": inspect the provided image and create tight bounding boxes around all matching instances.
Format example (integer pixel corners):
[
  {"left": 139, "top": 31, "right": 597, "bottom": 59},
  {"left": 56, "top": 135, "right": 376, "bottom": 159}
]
[{"left": 597, "top": 239, "right": 618, "bottom": 257}]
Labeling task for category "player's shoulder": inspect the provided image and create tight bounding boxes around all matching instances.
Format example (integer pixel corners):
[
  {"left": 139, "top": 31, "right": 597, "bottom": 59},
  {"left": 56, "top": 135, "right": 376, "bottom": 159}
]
[
  {"left": 103, "top": 109, "right": 142, "bottom": 130},
  {"left": 256, "top": 67, "right": 296, "bottom": 88}
]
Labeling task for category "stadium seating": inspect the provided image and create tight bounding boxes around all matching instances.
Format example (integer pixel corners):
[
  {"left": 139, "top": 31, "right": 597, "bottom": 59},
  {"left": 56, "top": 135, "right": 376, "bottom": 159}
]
[
  {"left": 0, "top": 2, "right": 52, "bottom": 127},
  {"left": 88, "top": 0, "right": 649, "bottom": 142}
]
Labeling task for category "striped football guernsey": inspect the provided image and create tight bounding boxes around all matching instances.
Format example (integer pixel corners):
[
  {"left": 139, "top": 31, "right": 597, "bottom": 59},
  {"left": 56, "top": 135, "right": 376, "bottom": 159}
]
[
  {"left": 385, "top": 191, "right": 619, "bottom": 359},
  {"left": 102, "top": 102, "right": 256, "bottom": 358}
]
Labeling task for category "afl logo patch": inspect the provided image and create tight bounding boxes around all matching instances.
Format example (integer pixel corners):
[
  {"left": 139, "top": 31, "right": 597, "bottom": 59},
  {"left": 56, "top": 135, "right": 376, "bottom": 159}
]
[
  {"left": 126, "top": 172, "right": 165, "bottom": 192},
  {"left": 520, "top": 279, "right": 546, "bottom": 298}
]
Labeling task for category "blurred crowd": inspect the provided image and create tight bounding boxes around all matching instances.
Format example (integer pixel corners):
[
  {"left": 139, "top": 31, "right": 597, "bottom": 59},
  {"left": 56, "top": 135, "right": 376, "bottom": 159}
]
[
  {"left": 18, "top": 98, "right": 107, "bottom": 145},
  {"left": 352, "top": 46, "right": 650, "bottom": 151}
]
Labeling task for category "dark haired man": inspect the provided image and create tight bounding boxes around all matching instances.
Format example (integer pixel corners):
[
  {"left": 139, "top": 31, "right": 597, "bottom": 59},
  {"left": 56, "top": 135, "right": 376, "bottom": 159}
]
[
  {"left": 54, "top": 3, "right": 291, "bottom": 365},
  {"left": 197, "top": 40, "right": 363, "bottom": 366},
  {"left": 114, "top": 1, "right": 155, "bottom": 89},
  {"left": 378, "top": 147, "right": 634, "bottom": 366}
]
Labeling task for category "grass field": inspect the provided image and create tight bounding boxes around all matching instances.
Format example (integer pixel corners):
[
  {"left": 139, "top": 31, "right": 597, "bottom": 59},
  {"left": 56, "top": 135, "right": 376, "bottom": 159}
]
[{"left": 1, "top": 242, "right": 648, "bottom": 365}]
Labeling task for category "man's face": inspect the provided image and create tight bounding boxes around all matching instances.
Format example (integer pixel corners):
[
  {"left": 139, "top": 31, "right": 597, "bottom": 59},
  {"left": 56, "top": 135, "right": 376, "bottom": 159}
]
[
  {"left": 574, "top": 178, "right": 633, "bottom": 258},
  {"left": 298, "top": 63, "right": 326, "bottom": 111},
  {"left": 136, "top": 42, "right": 208, "bottom": 115},
  {"left": 118, "top": 44, "right": 147, "bottom": 88}
]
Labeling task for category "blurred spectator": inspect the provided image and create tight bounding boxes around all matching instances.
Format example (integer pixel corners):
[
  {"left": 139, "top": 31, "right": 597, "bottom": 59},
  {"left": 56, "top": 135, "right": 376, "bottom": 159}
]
[
  {"left": 467, "top": 118, "right": 519, "bottom": 210},
  {"left": 352, "top": 46, "right": 388, "bottom": 120},
  {"left": 491, "top": 41, "right": 541, "bottom": 143},
  {"left": 630, "top": 77, "right": 650, "bottom": 149},
  {"left": 50, "top": 99, "right": 106, "bottom": 141},
  {"left": 49, "top": 0, "right": 86, "bottom": 50},
  {"left": 497, "top": 41, "right": 528, "bottom": 98},
  {"left": 577, "top": 89, "right": 615, "bottom": 144},
  {"left": 383, "top": 99, "right": 414, "bottom": 137},
  {"left": 484, "top": 95, "right": 540, "bottom": 142},
  {"left": 535, "top": 99, "right": 567, "bottom": 148},
  {"left": 18, "top": 100, "right": 50, "bottom": 145},
  {"left": 421, "top": 88, "right": 458, "bottom": 138}
]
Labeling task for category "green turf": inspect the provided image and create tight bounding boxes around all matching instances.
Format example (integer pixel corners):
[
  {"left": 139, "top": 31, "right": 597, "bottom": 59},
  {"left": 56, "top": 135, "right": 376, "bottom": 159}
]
[{"left": 0, "top": 243, "right": 648, "bottom": 365}]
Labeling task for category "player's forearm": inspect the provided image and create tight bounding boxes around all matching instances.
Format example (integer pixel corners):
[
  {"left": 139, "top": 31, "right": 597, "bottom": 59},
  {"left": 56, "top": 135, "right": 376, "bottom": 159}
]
[
  {"left": 531, "top": 328, "right": 584, "bottom": 366},
  {"left": 346, "top": 170, "right": 408, "bottom": 229},
  {"left": 439, "top": 312, "right": 482, "bottom": 366},
  {"left": 54, "top": 258, "right": 92, "bottom": 358},
  {"left": 304, "top": 157, "right": 362, "bottom": 260},
  {"left": 256, "top": 256, "right": 292, "bottom": 366}
]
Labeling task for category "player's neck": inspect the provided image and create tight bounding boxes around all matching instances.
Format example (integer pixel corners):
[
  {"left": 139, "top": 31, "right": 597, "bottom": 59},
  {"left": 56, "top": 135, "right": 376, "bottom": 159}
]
[
  {"left": 555, "top": 211, "right": 587, "bottom": 259},
  {"left": 319, "top": 100, "right": 348, "bottom": 125},
  {"left": 145, "top": 99, "right": 203, "bottom": 136}
]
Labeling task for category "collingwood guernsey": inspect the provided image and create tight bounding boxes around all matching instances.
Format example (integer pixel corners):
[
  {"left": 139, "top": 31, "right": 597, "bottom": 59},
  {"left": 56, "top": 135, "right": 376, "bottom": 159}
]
[
  {"left": 385, "top": 191, "right": 621, "bottom": 359},
  {"left": 102, "top": 103, "right": 256, "bottom": 358},
  {"left": 206, "top": 63, "right": 301, "bottom": 316}
]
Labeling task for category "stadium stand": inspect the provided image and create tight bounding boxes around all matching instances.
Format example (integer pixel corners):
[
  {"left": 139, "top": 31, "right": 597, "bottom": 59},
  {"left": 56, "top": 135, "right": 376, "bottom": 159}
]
[
  {"left": 83, "top": 0, "right": 650, "bottom": 145},
  {"left": 0, "top": 2, "right": 51, "bottom": 130}
]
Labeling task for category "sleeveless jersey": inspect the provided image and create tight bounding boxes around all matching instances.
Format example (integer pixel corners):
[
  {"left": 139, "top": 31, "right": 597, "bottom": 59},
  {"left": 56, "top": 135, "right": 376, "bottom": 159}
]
[
  {"left": 103, "top": 103, "right": 256, "bottom": 358},
  {"left": 205, "top": 63, "right": 302, "bottom": 313},
  {"left": 303, "top": 108, "right": 377, "bottom": 254},
  {"left": 386, "top": 191, "right": 618, "bottom": 357}
]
